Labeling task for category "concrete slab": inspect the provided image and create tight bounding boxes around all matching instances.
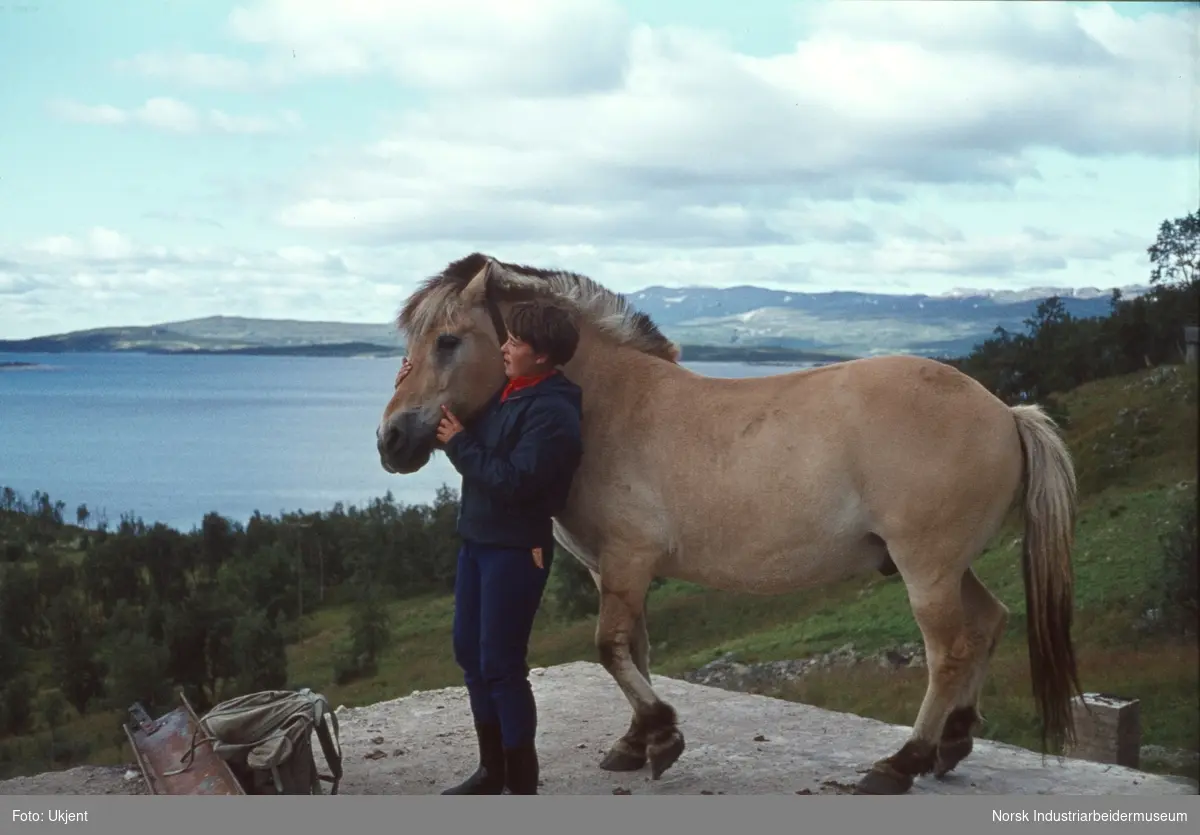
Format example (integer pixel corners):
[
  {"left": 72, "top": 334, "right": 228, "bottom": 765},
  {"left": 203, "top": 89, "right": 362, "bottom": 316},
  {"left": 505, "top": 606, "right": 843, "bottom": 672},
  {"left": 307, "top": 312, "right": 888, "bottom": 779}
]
[
  {"left": 331, "top": 661, "right": 1196, "bottom": 796},
  {"left": 1, "top": 661, "right": 1194, "bottom": 796}
]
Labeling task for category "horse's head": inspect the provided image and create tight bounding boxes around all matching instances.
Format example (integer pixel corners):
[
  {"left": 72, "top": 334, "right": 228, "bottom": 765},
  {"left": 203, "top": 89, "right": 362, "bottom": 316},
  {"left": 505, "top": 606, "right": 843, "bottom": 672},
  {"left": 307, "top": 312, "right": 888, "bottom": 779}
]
[{"left": 376, "top": 259, "right": 509, "bottom": 474}]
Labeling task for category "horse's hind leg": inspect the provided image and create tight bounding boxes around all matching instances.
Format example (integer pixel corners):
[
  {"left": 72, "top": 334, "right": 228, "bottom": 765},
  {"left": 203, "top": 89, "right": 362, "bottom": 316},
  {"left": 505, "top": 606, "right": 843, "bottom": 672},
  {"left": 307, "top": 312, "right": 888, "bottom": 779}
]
[
  {"left": 594, "top": 566, "right": 683, "bottom": 780},
  {"left": 934, "top": 568, "right": 1009, "bottom": 777},
  {"left": 856, "top": 552, "right": 994, "bottom": 795}
]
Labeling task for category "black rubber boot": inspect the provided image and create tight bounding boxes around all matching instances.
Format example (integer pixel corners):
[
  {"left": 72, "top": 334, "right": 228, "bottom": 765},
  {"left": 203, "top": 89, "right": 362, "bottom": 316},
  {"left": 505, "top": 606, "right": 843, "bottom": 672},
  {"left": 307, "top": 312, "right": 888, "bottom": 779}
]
[
  {"left": 441, "top": 722, "right": 506, "bottom": 795},
  {"left": 503, "top": 742, "right": 540, "bottom": 795}
]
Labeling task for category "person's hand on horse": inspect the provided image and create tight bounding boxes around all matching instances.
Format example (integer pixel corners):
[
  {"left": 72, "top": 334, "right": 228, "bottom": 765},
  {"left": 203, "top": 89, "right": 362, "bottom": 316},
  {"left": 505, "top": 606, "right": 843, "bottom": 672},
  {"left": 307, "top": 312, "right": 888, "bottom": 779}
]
[
  {"left": 394, "top": 357, "right": 413, "bottom": 388},
  {"left": 436, "top": 404, "right": 464, "bottom": 444}
]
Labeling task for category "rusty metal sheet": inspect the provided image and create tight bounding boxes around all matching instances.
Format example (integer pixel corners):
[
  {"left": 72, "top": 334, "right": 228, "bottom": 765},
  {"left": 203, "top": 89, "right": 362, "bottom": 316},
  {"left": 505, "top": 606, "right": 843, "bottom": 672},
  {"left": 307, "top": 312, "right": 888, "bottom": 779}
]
[{"left": 124, "top": 692, "right": 247, "bottom": 796}]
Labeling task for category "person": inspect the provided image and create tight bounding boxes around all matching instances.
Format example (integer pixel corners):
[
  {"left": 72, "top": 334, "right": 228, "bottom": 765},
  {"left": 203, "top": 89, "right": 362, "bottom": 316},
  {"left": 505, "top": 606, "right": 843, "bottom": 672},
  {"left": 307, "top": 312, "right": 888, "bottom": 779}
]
[{"left": 394, "top": 298, "right": 583, "bottom": 795}]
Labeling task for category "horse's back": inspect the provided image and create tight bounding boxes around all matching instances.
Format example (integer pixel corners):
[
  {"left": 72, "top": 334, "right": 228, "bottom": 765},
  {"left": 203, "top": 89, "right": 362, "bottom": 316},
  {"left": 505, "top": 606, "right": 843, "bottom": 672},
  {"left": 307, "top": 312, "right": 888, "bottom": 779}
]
[{"left": 668, "top": 352, "right": 1003, "bottom": 435}]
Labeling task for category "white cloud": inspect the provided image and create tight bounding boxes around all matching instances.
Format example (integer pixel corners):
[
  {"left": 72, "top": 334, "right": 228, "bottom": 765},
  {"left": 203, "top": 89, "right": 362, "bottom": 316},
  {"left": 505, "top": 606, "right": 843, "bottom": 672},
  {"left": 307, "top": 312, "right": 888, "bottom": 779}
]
[
  {"left": 137, "top": 97, "right": 202, "bottom": 133},
  {"left": 15, "top": 229, "right": 349, "bottom": 277},
  {"left": 21, "top": 0, "right": 1195, "bottom": 339},
  {"left": 0, "top": 228, "right": 400, "bottom": 338},
  {"left": 49, "top": 97, "right": 302, "bottom": 135},
  {"left": 808, "top": 228, "right": 1145, "bottom": 279},
  {"left": 259, "top": 0, "right": 1194, "bottom": 255},
  {"left": 114, "top": 51, "right": 258, "bottom": 89},
  {"left": 228, "top": 0, "right": 631, "bottom": 93},
  {"left": 116, "top": 0, "right": 631, "bottom": 94},
  {"left": 46, "top": 101, "right": 128, "bottom": 125},
  {"left": 209, "top": 108, "right": 302, "bottom": 135}
]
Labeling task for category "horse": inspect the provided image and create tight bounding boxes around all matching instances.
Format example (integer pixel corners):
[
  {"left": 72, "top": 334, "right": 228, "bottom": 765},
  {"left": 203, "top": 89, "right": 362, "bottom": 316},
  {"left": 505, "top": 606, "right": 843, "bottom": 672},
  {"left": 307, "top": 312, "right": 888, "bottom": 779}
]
[{"left": 375, "top": 252, "right": 1083, "bottom": 795}]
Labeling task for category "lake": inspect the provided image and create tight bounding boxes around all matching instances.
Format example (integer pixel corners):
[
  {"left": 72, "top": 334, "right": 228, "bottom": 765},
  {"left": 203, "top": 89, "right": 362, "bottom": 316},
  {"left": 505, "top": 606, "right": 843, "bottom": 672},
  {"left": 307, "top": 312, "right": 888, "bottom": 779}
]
[{"left": 0, "top": 352, "right": 816, "bottom": 532}]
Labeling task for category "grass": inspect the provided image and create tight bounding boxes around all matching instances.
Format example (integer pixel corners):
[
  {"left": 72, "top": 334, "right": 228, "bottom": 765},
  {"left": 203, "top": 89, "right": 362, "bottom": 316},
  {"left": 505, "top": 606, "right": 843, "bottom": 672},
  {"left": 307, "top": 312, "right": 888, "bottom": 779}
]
[{"left": 2, "top": 365, "right": 1196, "bottom": 783}]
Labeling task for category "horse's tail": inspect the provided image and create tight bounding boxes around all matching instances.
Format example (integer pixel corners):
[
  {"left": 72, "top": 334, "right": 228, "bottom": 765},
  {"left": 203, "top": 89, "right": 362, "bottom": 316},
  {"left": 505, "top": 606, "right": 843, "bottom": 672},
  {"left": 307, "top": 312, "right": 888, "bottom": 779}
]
[{"left": 1010, "top": 403, "right": 1083, "bottom": 756}]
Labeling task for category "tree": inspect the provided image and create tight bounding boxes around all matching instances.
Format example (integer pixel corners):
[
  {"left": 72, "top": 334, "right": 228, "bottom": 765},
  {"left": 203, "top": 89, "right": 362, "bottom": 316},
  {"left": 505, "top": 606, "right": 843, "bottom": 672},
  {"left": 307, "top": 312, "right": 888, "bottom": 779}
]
[
  {"left": 103, "top": 628, "right": 173, "bottom": 714},
  {"left": 333, "top": 572, "right": 393, "bottom": 684},
  {"left": 46, "top": 594, "right": 107, "bottom": 715},
  {"left": 160, "top": 583, "right": 242, "bottom": 711},
  {"left": 199, "top": 512, "right": 235, "bottom": 580},
  {"left": 1147, "top": 209, "right": 1199, "bottom": 287},
  {"left": 80, "top": 536, "right": 144, "bottom": 618},
  {"left": 40, "top": 690, "right": 67, "bottom": 757},
  {"left": 0, "top": 565, "right": 40, "bottom": 645},
  {"left": 231, "top": 610, "right": 289, "bottom": 694},
  {"left": 550, "top": 547, "right": 599, "bottom": 620},
  {"left": 0, "top": 674, "right": 34, "bottom": 736}
]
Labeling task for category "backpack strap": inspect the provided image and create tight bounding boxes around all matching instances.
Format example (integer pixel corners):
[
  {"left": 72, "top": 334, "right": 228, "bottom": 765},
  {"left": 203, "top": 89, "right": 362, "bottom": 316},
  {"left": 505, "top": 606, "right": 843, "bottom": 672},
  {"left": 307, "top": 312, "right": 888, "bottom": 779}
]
[
  {"left": 161, "top": 724, "right": 216, "bottom": 778},
  {"left": 301, "top": 688, "right": 343, "bottom": 795}
]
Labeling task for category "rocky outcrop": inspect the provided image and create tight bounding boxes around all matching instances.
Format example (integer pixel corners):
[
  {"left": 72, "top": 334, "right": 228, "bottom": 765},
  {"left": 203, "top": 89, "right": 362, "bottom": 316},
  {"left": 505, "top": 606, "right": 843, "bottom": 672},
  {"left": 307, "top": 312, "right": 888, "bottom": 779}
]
[{"left": 683, "top": 643, "right": 925, "bottom": 694}]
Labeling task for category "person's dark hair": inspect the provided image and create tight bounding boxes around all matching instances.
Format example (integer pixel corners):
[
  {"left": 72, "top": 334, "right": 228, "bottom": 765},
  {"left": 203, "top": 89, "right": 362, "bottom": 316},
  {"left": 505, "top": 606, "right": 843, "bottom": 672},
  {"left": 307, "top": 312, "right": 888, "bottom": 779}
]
[{"left": 506, "top": 299, "right": 580, "bottom": 367}]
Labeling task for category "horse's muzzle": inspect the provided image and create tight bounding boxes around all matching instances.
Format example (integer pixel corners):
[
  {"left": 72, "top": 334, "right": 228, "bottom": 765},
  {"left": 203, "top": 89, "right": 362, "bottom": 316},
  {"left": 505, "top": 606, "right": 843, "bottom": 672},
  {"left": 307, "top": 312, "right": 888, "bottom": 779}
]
[{"left": 377, "top": 409, "right": 434, "bottom": 474}]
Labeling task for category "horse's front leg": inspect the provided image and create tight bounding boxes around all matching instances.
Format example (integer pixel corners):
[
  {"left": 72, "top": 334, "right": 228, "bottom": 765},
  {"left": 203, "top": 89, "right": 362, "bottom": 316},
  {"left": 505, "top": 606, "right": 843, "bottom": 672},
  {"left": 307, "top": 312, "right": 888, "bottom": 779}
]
[
  {"left": 596, "top": 596, "right": 652, "bottom": 772},
  {"left": 595, "top": 577, "right": 683, "bottom": 780}
]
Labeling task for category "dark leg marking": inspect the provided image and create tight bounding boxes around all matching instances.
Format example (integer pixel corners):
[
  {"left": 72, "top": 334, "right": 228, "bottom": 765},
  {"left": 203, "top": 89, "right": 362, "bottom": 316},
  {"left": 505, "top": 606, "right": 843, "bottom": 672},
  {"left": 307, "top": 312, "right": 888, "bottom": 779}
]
[
  {"left": 855, "top": 739, "right": 938, "bottom": 795},
  {"left": 599, "top": 715, "right": 648, "bottom": 772},
  {"left": 935, "top": 705, "right": 980, "bottom": 777},
  {"left": 641, "top": 701, "right": 684, "bottom": 780}
]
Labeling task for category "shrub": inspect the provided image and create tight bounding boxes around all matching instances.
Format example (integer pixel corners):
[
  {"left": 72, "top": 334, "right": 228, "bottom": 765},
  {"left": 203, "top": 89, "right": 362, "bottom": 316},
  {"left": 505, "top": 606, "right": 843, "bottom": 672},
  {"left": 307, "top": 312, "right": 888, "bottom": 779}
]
[{"left": 1149, "top": 487, "right": 1198, "bottom": 636}]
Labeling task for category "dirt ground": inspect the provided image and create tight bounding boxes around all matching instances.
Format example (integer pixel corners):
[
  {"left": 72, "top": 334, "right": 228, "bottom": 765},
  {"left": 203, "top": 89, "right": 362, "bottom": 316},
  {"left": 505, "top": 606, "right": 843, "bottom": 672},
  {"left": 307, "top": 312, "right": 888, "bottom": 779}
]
[{"left": 1, "top": 662, "right": 1195, "bottom": 796}]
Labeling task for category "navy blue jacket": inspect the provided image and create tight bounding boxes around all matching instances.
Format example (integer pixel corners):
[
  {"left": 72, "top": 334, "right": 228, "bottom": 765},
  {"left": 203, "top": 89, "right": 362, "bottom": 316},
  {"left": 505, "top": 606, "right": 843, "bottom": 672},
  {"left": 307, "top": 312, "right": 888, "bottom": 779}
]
[{"left": 443, "top": 372, "right": 583, "bottom": 549}]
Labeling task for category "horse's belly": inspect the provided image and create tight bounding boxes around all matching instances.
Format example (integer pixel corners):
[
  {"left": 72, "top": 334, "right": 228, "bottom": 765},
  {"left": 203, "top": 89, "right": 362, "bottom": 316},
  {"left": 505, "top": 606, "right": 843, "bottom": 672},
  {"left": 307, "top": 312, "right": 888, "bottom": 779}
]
[{"left": 666, "top": 536, "right": 878, "bottom": 595}]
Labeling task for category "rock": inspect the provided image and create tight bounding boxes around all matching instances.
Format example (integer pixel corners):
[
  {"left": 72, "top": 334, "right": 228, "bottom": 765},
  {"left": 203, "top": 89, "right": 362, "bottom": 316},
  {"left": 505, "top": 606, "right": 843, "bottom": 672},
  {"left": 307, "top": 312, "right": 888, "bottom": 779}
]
[
  {"left": 682, "top": 643, "right": 927, "bottom": 692},
  {"left": 1141, "top": 745, "right": 1200, "bottom": 771}
]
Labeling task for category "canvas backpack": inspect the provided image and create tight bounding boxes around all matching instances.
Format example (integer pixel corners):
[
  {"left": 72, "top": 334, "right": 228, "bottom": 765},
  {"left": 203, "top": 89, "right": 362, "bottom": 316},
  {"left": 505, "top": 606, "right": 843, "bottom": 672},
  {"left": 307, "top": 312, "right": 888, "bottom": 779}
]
[{"left": 166, "top": 688, "right": 343, "bottom": 795}]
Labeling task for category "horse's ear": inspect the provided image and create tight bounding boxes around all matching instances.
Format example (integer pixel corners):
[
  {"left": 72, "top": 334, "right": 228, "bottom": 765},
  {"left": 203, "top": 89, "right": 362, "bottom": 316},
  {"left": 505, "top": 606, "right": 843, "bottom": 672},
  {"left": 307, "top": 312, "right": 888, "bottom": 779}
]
[{"left": 460, "top": 259, "right": 493, "bottom": 306}]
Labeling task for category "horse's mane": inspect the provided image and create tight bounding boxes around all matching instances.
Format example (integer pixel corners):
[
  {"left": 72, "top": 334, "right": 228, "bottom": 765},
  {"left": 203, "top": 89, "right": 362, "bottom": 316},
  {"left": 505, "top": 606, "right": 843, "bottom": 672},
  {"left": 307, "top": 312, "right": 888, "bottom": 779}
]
[{"left": 398, "top": 252, "right": 681, "bottom": 363}]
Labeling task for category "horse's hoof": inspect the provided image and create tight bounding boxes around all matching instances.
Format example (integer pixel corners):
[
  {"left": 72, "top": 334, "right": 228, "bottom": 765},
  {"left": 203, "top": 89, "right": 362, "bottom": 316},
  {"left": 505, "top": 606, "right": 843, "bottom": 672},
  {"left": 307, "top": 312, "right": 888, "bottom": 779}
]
[
  {"left": 648, "top": 730, "right": 685, "bottom": 780},
  {"left": 599, "top": 747, "right": 646, "bottom": 772},
  {"left": 934, "top": 737, "right": 973, "bottom": 778},
  {"left": 854, "top": 765, "right": 914, "bottom": 795}
]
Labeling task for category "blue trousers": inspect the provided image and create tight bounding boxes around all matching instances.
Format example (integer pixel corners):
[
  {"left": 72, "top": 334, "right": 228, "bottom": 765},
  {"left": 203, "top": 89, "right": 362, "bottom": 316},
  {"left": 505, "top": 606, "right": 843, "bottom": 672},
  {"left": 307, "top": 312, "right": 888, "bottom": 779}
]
[{"left": 452, "top": 539, "right": 554, "bottom": 750}]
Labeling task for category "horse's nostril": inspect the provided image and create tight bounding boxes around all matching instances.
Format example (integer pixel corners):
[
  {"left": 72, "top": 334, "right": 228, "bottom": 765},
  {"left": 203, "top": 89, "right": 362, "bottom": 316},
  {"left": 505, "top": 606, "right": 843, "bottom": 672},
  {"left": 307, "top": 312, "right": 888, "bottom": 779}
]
[{"left": 382, "top": 425, "right": 402, "bottom": 455}]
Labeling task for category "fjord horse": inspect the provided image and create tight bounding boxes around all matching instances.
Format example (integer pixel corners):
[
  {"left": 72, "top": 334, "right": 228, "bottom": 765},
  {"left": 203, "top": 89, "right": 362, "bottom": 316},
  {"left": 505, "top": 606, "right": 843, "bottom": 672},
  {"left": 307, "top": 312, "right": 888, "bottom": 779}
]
[{"left": 375, "top": 253, "right": 1082, "bottom": 794}]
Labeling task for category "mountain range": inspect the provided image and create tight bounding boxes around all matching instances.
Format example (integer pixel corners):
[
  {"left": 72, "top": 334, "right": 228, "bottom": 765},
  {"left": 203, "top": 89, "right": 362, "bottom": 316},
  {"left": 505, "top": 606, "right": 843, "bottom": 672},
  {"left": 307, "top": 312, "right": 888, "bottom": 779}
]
[{"left": 0, "top": 283, "right": 1147, "bottom": 362}]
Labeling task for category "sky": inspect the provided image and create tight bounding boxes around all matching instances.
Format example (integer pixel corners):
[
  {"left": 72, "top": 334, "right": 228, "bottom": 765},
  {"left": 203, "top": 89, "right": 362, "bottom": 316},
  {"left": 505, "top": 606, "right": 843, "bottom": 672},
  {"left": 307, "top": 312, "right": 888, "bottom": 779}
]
[{"left": 0, "top": 0, "right": 1196, "bottom": 339}]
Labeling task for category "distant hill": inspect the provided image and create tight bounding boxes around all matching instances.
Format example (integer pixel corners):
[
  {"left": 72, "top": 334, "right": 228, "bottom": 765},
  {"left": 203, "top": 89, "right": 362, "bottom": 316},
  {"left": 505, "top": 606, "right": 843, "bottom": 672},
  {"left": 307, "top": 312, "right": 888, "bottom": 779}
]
[
  {"left": 0, "top": 284, "right": 1147, "bottom": 361},
  {"left": 0, "top": 316, "right": 405, "bottom": 358},
  {"left": 627, "top": 283, "right": 1147, "bottom": 357}
]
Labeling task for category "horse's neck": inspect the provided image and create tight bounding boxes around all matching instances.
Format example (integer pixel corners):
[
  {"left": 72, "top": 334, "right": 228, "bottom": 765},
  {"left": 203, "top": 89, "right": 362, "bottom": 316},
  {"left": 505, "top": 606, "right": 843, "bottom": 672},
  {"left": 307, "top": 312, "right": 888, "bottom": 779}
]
[{"left": 562, "top": 330, "right": 673, "bottom": 424}]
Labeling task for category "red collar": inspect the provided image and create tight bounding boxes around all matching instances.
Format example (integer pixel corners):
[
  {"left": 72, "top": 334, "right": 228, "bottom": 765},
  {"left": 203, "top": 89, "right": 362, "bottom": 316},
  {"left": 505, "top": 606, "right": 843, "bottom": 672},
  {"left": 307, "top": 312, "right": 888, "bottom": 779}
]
[{"left": 500, "top": 369, "right": 557, "bottom": 402}]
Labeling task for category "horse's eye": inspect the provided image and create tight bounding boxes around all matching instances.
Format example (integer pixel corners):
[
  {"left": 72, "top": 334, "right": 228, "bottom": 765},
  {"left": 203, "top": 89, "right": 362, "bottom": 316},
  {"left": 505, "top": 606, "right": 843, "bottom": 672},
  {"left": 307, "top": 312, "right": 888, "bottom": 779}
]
[{"left": 435, "top": 333, "right": 461, "bottom": 352}]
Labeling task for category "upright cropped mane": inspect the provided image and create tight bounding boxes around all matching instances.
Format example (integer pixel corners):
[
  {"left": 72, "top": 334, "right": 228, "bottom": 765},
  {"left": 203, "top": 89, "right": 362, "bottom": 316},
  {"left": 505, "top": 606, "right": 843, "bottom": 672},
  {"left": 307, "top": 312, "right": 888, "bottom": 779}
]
[{"left": 398, "top": 253, "right": 681, "bottom": 363}]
